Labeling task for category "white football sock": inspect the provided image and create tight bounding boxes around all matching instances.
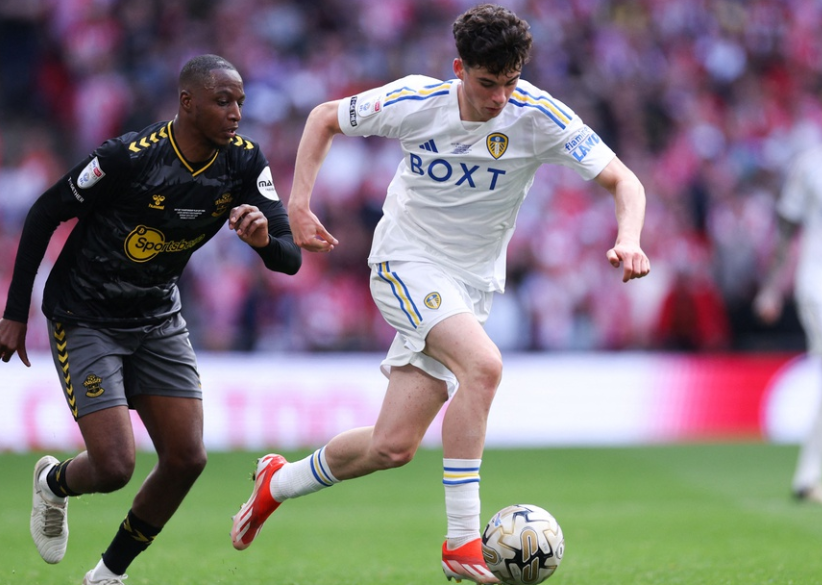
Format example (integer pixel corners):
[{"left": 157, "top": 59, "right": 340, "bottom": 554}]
[
  {"left": 38, "top": 466, "right": 65, "bottom": 504},
  {"left": 443, "top": 458, "right": 482, "bottom": 549},
  {"left": 89, "top": 559, "right": 123, "bottom": 581},
  {"left": 270, "top": 447, "right": 339, "bottom": 501}
]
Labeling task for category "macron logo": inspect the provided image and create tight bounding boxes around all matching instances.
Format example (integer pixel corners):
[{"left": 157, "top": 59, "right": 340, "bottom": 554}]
[{"left": 419, "top": 139, "right": 438, "bottom": 153}]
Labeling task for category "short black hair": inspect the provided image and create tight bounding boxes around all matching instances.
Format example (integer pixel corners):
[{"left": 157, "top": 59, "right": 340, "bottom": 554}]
[
  {"left": 452, "top": 4, "right": 532, "bottom": 76},
  {"left": 179, "top": 54, "right": 238, "bottom": 91}
]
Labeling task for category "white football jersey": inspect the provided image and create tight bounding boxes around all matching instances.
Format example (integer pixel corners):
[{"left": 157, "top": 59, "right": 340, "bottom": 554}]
[
  {"left": 777, "top": 145, "right": 822, "bottom": 302},
  {"left": 337, "top": 74, "right": 616, "bottom": 292}
]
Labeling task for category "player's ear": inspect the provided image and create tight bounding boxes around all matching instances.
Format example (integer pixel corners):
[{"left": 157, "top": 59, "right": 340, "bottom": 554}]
[
  {"left": 453, "top": 58, "right": 464, "bottom": 80},
  {"left": 179, "top": 89, "right": 193, "bottom": 112}
]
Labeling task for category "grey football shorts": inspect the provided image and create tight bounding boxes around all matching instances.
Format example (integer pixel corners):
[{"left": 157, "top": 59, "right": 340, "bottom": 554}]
[{"left": 47, "top": 313, "right": 202, "bottom": 420}]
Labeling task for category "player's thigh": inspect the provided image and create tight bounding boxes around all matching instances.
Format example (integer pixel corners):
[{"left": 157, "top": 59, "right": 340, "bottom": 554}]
[
  {"left": 371, "top": 364, "right": 448, "bottom": 450},
  {"left": 76, "top": 405, "right": 137, "bottom": 466},
  {"left": 132, "top": 394, "right": 204, "bottom": 459},
  {"left": 126, "top": 315, "right": 204, "bottom": 456},
  {"left": 370, "top": 260, "right": 497, "bottom": 393},
  {"left": 424, "top": 312, "right": 502, "bottom": 383}
]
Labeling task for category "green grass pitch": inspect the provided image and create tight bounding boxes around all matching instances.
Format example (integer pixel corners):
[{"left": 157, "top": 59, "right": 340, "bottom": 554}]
[{"left": 1, "top": 443, "right": 820, "bottom": 584}]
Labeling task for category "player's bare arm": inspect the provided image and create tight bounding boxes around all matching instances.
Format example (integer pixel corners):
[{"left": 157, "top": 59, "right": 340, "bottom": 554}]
[
  {"left": 0, "top": 318, "right": 29, "bottom": 366},
  {"left": 229, "top": 204, "right": 270, "bottom": 247},
  {"left": 595, "top": 157, "right": 650, "bottom": 283},
  {"left": 288, "top": 100, "right": 342, "bottom": 253}
]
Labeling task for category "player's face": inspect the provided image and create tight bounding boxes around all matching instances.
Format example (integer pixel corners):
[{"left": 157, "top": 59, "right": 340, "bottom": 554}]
[
  {"left": 454, "top": 59, "right": 520, "bottom": 122},
  {"left": 189, "top": 68, "right": 245, "bottom": 148}
]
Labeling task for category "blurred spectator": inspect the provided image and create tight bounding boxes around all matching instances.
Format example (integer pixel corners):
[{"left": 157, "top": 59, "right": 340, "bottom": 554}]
[
  {"left": 652, "top": 238, "right": 731, "bottom": 351},
  {"left": 1, "top": 0, "right": 820, "bottom": 353}
]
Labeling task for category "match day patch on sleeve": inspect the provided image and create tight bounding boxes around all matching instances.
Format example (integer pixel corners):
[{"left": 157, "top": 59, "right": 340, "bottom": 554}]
[
  {"left": 77, "top": 157, "right": 106, "bottom": 189},
  {"left": 356, "top": 96, "right": 382, "bottom": 119},
  {"left": 256, "top": 166, "right": 279, "bottom": 201},
  {"left": 348, "top": 89, "right": 384, "bottom": 127}
]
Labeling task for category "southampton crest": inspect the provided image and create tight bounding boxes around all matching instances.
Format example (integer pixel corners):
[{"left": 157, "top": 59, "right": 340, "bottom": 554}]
[
  {"left": 486, "top": 133, "right": 508, "bottom": 159},
  {"left": 83, "top": 374, "right": 105, "bottom": 398}
]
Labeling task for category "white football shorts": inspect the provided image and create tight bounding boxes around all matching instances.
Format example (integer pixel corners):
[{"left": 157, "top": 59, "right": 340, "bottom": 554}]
[{"left": 369, "top": 260, "right": 494, "bottom": 397}]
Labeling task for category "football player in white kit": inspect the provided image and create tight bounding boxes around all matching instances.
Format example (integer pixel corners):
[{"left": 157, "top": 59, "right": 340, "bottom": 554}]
[
  {"left": 232, "top": 4, "right": 650, "bottom": 581},
  {"left": 754, "top": 144, "right": 822, "bottom": 504}
]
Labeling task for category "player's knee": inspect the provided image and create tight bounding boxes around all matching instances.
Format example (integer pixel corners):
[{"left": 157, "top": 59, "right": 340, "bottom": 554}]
[
  {"left": 188, "top": 448, "right": 208, "bottom": 477},
  {"left": 93, "top": 460, "right": 135, "bottom": 493},
  {"left": 161, "top": 445, "right": 207, "bottom": 483},
  {"left": 465, "top": 354, "right": 503, "bottom": 396},
  {"left": 372, "top": 443, "right": 416, "bottom": 470},
  {"left": 379, "top": 449, "right": 415, "bottom": 469}
]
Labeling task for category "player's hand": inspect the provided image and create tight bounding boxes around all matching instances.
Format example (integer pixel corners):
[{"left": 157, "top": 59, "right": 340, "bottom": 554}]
[
  {"left": 289, "top": 205, "right": 338, "bottom": 253},
  {"left": 0, "top": 318, "right": 30, "bottom": 367},
  {"left": 229, "top": 204, "right": 270, "bottom": 248},
  {"left": 753, "top": 286, "right": 783, "bottom": 324},
  {"left": 606, "top": 243, "right": 650, "bottom": 283}
]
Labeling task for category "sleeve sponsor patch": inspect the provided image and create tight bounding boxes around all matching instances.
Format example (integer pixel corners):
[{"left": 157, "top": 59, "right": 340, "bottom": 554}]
[
  {"left": 348, "top": 96, "right": 359, "bottom": 127},
  {"left": 77, "top": 157, "right": 106, "bottom": 189},
  {"left": 256, "top": 166, "right": 279, "bottom": 201},
  {"left": 563, "top": 126, "right": 602, "bottom": 162}
]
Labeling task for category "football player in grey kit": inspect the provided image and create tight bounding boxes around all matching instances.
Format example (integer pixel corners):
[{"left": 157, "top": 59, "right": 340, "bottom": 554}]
[
  {"left": 231, "top": 4, "right": 649, "bottom": 583},
  {"left": 0, "top": 54, "right": 301, "bottom": 584},
  {"left": 755, "top": 143, "right": 822, "bottom": 504}
]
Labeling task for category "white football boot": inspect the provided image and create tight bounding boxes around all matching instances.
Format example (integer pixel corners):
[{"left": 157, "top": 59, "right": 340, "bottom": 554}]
[{"left": 30, "top": 455, "right": 69, "bottom": 563}]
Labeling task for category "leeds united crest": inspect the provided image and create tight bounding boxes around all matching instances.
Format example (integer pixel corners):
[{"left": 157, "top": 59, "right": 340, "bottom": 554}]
[{"left": 486, "top": 133, "right": 508, "bottom": 159}]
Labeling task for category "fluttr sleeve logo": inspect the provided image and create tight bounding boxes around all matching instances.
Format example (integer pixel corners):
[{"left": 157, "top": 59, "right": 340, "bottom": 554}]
[{"left": 124, "top": 225, "right": 206, "bottom": 262}]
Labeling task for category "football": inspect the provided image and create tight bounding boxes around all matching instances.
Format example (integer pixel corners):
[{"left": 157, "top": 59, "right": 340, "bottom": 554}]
[{"left": 481, "top": 504, "right": 564, "bottom": 585}]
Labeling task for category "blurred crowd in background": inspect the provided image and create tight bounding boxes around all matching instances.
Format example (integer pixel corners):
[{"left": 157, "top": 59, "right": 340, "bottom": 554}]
[{"left": 0, "top": 0, "right": 819, "bottom": 354}]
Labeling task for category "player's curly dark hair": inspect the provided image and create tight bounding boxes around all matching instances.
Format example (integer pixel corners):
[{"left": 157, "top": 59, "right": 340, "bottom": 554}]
[
  {"left": 452, "top": 4, "right": 532, "bottom": 76},
  {"left": 179, "top": 54, "right": 238, "bottom": 90}
]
